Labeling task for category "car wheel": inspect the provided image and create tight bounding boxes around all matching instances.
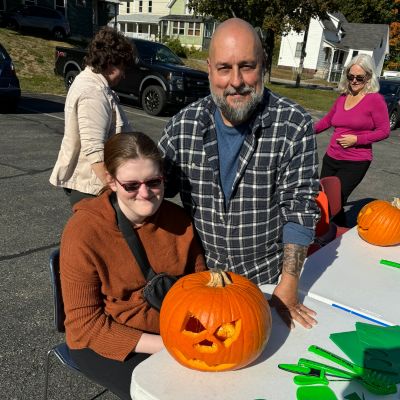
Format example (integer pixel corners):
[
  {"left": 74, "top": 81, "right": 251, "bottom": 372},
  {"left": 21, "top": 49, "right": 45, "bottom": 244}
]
[
  {"left": 65, "top": 70, "right": 78, "bottom": 90},
  {"left": 389, "top": 109, "right": 399, "bottom": 131},
  {"left": 53, "top": 28, "right": 65, "bottom": 41},
  {"left": 141, "top": 85, "right": 166, "bottom": 116},
  {"left": 7, "top": 19, "right": 19, "bottom": 30}
]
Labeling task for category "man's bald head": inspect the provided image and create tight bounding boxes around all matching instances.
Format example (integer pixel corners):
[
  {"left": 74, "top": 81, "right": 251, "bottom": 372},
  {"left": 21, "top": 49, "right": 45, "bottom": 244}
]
[
  {"left": 209, "top": 18, "right": 265, "bottom": 69},
  {"left": 207, "top": 18, "right": 266, "bottom": 126}
]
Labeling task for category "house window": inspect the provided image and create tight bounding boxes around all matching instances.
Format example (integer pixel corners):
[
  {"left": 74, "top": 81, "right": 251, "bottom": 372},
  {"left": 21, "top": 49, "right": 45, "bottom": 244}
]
[
  {"left": 138, "top": 0, "right": 142, "bottom": 12},
  {"left": 188, "top": 22, "right": 200, "bottom": 36},
  {"left": 204, "top": 22, "right": 213, "bottom": 38},
  {"left": 55, "top": 0, "right": 65, "bottom": 14},
  {"left": 295, "top": 42, "right": 303, "bottom": 58},
  {"left": 148, "top": 0, "right": 152, "bottom": 12},
  {"left": 126, "top": 0, "right": 130, "bottom": 13},
  {"left": 352, "top": 50, "right": 359, "bottom": 58},
  {"left": 172, "top": 21, "right": 184, "bottom": 35}
]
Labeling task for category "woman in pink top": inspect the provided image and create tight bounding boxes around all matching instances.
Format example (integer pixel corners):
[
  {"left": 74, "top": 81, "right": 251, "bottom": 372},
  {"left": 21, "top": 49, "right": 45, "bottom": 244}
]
[{"left": 314, "top": 54, "right": 390, "bottom": 225}]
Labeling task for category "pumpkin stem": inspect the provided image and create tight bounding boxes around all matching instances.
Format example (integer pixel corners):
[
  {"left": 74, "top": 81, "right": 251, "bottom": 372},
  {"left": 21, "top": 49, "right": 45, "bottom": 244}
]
[
  {"left": 392, "top": 197, "right": 400, "bottom": 209},
  {"left": 207, "top": 269, "right": 233, "bottom": 287}
]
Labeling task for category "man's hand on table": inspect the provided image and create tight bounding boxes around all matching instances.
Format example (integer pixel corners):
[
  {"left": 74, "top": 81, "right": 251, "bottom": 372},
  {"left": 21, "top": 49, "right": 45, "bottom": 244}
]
[
  {"left": 270, "top": 282, "right": 317, "bottom": 329},
  {"left": 270, "top": 243, "right": 317, "bottom": 329}
]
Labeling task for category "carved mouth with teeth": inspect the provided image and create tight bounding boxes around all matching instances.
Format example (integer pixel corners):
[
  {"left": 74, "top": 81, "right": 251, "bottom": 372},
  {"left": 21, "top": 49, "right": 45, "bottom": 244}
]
[{"left": 169, "top": 315, "right": 242, "bottom": 371}]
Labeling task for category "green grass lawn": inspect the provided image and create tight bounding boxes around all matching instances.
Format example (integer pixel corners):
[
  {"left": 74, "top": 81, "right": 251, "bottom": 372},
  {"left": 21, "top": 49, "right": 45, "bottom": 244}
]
[
  {"left": 0, "top": 27, "right": 338, "bottom": 112},
  {"left": 0, "top": 28, "right": 68, "bottom": 94},
  {"left": 266, "top": 83, "right": 338, "bottom": 112}
]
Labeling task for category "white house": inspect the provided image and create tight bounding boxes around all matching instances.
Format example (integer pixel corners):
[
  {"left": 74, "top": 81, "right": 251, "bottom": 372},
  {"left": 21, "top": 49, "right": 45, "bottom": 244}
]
[
  {"left": 116, "top": 0, "right": 170, "bottom": 40},
  {"left": 112, "top": 0, "right": 215, "bottom": 49},
  {"left": 159, "top": 0, "right": 216, "bottom": 50},
  {"left": 278, "top": 12, "right": 390, "bottom": 82}
]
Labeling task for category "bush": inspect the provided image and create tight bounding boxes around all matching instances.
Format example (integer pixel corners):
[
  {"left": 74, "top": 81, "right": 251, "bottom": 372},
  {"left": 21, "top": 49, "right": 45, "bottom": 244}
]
[
  {"left": 187, "top": 46, "right": 208, "bottom": 60},
  {"left": 162, "top": 36, "right": 187, "bottom": 58}
]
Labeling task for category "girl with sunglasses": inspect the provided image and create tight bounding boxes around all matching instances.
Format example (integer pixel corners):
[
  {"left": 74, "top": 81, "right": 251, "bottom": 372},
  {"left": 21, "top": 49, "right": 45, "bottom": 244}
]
[
  {"left": 59, "top": 132, "right": 206, "bottom": 399},
  {"left": 314, "top": 53, "right": 390, "bottom": 226}
]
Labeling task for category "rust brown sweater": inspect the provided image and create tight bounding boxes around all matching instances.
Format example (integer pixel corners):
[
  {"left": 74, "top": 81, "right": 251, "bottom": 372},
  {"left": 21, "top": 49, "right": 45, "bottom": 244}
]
[{"left": 60, "top": 191, "right": 206, "bottom": 361}]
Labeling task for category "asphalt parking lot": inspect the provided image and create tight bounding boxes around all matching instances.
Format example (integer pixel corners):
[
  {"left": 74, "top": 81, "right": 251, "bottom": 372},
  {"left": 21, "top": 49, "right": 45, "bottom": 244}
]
[{"left": 0, "top": 93, "right": 399, "bottom": 399}]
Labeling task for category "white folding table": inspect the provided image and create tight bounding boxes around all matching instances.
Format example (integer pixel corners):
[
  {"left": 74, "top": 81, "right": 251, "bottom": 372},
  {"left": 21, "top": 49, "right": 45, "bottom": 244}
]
[
  {"left": 130, "top": 285, "right": 399, "bottom": 400},
  {"left": 300, "top": 227, "right": 400, "bottom": 326}
]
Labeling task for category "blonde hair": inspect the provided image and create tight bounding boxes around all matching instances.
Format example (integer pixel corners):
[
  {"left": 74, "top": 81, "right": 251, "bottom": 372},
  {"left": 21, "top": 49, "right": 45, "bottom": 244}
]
[{"left": 338, "top": 54, "right": 380, "bottom": 94}]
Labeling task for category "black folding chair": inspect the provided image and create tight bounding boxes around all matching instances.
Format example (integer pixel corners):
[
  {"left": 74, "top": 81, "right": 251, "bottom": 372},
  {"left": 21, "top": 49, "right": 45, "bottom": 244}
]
[{"left": 43, "top": 248, "right": 107, "bottom": 399}]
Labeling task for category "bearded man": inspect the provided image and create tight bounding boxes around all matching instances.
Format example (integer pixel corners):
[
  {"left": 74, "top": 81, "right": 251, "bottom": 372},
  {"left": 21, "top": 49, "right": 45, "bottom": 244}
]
[{"left": 158, "top": 18, "right": 320, "bottom": 329}]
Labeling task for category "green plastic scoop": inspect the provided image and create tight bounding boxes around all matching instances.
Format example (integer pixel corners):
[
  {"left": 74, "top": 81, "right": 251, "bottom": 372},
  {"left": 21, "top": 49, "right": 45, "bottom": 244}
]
[{"left": 296, "top": 385, "right": 338, "bottom": 400}]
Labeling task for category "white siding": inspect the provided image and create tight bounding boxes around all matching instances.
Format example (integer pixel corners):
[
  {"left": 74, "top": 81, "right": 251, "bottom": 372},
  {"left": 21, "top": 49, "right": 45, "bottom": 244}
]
[
  {"left": 119, "top": 0, "right": 169, "bottom": 16},
  {"left": 278, "top": 31, "right": 304, "bottom": 68},
  {"left": 304, "top": 18, "right": 324, "bottom": 69},
  {"left": 373, "top": 31, "right": 390, "bottom": 76},
  {"left": 278, "top": 18, "right": 323, "bottom": 70}
]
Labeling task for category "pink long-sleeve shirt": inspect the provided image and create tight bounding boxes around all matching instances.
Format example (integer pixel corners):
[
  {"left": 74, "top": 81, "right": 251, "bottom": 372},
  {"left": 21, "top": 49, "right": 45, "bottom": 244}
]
[{"left": 314, "top": 93, "right": 390, "bottom": 161}]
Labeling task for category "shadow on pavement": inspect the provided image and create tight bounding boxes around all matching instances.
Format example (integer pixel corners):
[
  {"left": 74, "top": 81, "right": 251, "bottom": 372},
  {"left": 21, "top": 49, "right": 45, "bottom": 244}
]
[{"left": 17, "top": 95, "right": 65, "bottom": 114}]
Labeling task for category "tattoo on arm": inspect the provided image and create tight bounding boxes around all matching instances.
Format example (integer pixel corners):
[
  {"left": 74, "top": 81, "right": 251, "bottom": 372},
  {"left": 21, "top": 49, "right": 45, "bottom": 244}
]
[{"left": 282, "top": 244, "right": 308, "bottom": 278}]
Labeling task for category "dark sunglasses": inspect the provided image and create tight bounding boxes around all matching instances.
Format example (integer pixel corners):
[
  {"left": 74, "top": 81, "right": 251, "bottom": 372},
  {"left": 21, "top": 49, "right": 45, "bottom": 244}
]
[
  {"left": 115, "top": 176, "right": 164, "bottom": 193},
  {"left": 346, "top": 74, "right": 366, "bottom": 82}
]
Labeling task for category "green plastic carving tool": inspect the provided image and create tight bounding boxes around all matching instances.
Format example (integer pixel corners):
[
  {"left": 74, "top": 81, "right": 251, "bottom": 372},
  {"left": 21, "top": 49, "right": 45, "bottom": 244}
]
[{"left": 308, "top": 345, "right": 398, "bottom": 395}]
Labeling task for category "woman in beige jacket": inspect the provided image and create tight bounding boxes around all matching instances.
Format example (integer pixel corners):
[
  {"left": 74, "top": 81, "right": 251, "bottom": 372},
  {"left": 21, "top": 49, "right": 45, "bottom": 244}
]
[{"left": 50, "top": 27, "right": 134, "bottom": 207}]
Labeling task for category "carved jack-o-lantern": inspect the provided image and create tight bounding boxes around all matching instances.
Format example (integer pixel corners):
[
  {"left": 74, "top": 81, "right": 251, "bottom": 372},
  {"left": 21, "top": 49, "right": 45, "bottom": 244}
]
[
  {"left": 357, "top": 198, "right": 400, "bottom": 246},
  {"left": 160, "top": 269, "right": 272, "bottom": 372}
]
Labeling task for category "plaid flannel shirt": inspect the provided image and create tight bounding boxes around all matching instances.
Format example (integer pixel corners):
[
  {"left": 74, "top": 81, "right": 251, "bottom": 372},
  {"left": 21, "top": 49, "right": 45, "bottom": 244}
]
[{"left": 158, "top": 90, "right": 320, "bottom": 285}]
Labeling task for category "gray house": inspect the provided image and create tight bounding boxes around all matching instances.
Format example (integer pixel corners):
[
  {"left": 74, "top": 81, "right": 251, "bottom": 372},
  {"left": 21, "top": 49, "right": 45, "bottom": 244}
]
[{"left": 278, "top": 12, "right": 389, "bottom": 82}]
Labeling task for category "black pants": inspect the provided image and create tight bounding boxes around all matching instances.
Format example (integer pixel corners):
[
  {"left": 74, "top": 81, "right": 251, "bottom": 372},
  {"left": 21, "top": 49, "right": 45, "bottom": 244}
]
[
  {"left": 63, "top": 188, "right": 96, "bottom": 208},
  {"left": 70, "top": 348, "right": 150, "bottom": 400},
  {"left": 321, "top": 154, "right": 371, "bottom": 226}
]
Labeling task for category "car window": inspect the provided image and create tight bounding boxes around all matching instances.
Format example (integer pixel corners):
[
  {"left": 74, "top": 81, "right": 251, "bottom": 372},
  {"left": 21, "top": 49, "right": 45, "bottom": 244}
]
[
  {"left": 133, "top": 40, "right": 184, "bottom": 65},
  {"left": 44, "top": 8, "right": 61, "bottom": 19},
  {"left": 155, "top": 47, "right": 183, "bottom": 64},
  {"left": 29, "top": 7, "right": 43, "bottom": 17}
]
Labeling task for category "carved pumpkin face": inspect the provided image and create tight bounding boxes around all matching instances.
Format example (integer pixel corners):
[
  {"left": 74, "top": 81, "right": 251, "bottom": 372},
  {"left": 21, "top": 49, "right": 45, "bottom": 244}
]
[
  {"left": 160, "top": 270, "right": 271, "bottom": 372},
  {"left": 357, "top": 198, "right": 400, "bottom": 246}
]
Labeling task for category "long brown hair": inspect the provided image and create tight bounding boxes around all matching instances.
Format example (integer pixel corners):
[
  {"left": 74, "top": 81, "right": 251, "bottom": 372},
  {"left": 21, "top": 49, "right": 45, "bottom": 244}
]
[{"left": 104, "top": 132, "right": 163, "bottom": 182}]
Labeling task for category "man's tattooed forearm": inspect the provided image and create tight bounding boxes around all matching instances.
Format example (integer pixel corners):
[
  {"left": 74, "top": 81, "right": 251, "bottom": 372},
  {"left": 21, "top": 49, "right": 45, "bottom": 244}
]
[{"left": 282, "top": 243, "right": 308, "bottom": 277}]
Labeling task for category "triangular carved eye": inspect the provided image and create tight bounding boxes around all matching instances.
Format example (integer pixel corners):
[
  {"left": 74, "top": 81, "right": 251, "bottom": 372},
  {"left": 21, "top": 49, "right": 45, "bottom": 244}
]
[
  {"left": 214, "top": 320, "right": 241, "bottom": 346},
  {"left": 183, "top": 315, "right": 206, "bottom": 334}
]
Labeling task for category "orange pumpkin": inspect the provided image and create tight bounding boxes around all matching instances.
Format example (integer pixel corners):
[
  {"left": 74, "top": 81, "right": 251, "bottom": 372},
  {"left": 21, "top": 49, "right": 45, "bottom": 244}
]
[
  {"left": 357, "top": 198, "right": 400, "bottom": 246},
  {"left": 160, "top": 269, "right": 271, "bottom": 372}
]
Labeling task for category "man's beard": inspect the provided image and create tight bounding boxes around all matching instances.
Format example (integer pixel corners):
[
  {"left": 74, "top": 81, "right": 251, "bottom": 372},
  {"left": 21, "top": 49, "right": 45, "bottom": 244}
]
[{"left": 211, "top": 83, "right": 264, "bottom": 125}]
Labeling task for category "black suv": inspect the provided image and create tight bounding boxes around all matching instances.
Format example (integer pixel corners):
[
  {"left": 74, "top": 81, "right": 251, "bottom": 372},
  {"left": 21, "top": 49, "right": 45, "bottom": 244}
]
[
  {"left": 379, "top": 78, "right": 400, "bottom": 130},
  {"left": 54, "top": 38, "right": 210, "bottom": 116},
  {"left": 1, "top": 5, "right": 70, "bottom": 40}
]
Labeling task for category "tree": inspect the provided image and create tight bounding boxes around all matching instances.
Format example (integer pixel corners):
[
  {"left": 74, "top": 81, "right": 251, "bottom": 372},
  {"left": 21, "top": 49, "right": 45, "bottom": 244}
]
[
  {"left": 334, "top": 0, "right": 393, "bottom": 24},
  {"left": 388, "top": 20, "right": 400, "bottom": 70},
  {"left": 188, "top": 0, "right": 340, "bottom": 85}
]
